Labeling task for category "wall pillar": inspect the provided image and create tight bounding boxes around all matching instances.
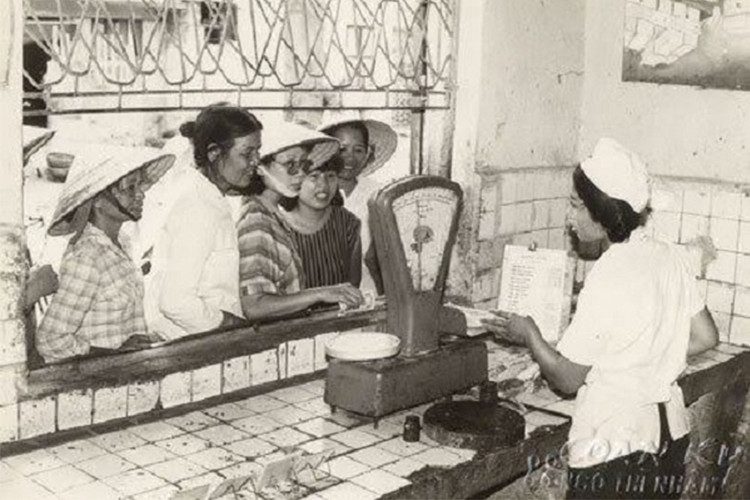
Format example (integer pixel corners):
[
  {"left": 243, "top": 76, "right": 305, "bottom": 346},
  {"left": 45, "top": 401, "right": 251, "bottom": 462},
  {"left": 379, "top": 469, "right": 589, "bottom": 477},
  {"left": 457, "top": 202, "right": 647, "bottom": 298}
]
[{"left": 0, "top": 0, "right": 28, "bottom": 444}]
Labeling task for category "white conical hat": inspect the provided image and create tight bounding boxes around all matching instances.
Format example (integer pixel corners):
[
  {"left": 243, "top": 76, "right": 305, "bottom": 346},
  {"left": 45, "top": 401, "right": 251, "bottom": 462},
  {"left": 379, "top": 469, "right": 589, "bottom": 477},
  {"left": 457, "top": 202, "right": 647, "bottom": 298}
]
[
  {"left": 48, "top": 144, "right": 176, "bottom": 236},
  {"left": 318, "top": 114, "right": 397, "bottom": 176},
  {"left": 23, "top": 125, "right": 55, "bottom": 164},
  {"left": 260, "top": 120, "right": 339, "bottom": 169},
  {"left": 581, "top": 138, "right": 650, "bottom": 212}
]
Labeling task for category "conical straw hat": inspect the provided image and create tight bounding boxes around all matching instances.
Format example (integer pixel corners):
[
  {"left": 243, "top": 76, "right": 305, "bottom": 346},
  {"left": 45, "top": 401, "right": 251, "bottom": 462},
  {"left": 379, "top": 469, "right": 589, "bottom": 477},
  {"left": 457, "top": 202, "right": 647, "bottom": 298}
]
[
  {"left": 318, "top": 116, "right": 397, "bottom": 176},
  {"left": 260, "top": 121, "right": 339, "bottom": 169},
  {"left": 23, "top": 125, "right": 55, "bottom": 164},
  {"left": 48, "top": 144, "right": 175, "bottom": 236}
]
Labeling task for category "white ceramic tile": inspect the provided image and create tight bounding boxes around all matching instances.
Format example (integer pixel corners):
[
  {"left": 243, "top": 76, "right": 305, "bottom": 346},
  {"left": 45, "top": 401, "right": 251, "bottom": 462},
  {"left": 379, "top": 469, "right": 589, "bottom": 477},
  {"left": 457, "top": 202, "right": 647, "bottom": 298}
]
[
  {"left": 706, "top": 282, "right": 735, "bottom": 315},
  {"left": 89, "top": 429, "right": 147, "bottom": 452},
  {"left": 222, "top": 356, "right": 251, "bottom": 394},
  {"left": 236, "top": 394, "right": 286, "bottom": 413},
  {"left": 250, "top": 349, "right": 279, "bottom": 385},
  {"left": 497, "top": 204, "right": 516, "bottom": 236},
  {"left": 739, "top": 222, "right": 750, "bottom": 254},
  {"left": 48, "top": 440, "right": 106, "bottom": 464},
  {"left": 652, "top": 211, "right": 680, "bottom": 243},
  {"left": 185, "top": 447, "right": 244, "bottom": 470},
  {"left": 1, "top": 478, "right": 56, "bottom": 499},
  {"left": 376, "top": 437, "right": 429, "bottom": 457},
  {"left": 516, "top": 172, "right": 535, "bottom": 203},
  {"left": 295, "top": 417, "right": 347, "bottom": 438},
  {"left": 513, "top": 202, "right": 534, "bottom": 233},
  {"left": 298, "top": 438, "right": 350, "bottom": 457},
  {"left": 93, "top": 386, "right": 128, "bottom": 424},
  {"left": 31, "top": 464, "right": 94, "bottom": 493},
  {"left": 56, "top": 389, "right": 93, "bottom": 430},
  {"left": 499, "top": 173, "right": 518, "bottom": 205},
  {"left": 683, "top": 187, "right": 711, "bottom": 216},
  {"left": 713, "top": 312, "right": 732, "bottom": 340},
  {"left": 326, "top": 456, "right": 371, "bottom": 480},
  {"left": 651, "top": 186, "right": 683, "bottom": 213},
  {"left": 230, "top": 414, "right": 282, "bottom": 435},
  {"left": 3, "top": 449, "right": 66, "bottom": 475},
  {"left": 314, "top": 332, "right": 337, "bottom": 370},
  {"left": 130, "top": 484, "right": 180, "bottom": 500},
  {"left": 118, "top": 444, "right": 177, "bottom": 467},
  {"left": 216, "top": 459, "right": 264, "bottom": 480},
  {"left": 194, "top": 424, "right": 250, "bottom": 446},
  {"left": 730, "top": 316, "right": 750, "bottom": 346},
  {"left": 531, "top": 200, "right": 550, "bottom": 230},
  {"left": 76, "top": 453, "right": 134, "bottom": 479},
  {"left": 159, "top": 371, "right": 191, "bottom": 408},
  {"left": 0, "top": 461, "right": 22, "bottom": 484},
  {"left": 166, "top": 411, "right": 221, "bottom": 432},
  {"left": 56, "top": 479, "right": 122, "bottom": 500},
  {"left": 268, "top": 386, "right": 318, "bottom": 404},
  {"left": 0, "top": 403, "right": 17, "bottom": 442},
  {"left": 410, "top": 448, "right": 464, "bottom": 467},
  {"left": 349, "top": 446, "right": 399, "bottom": 468},
  {"left": 381, "top": 457, "right": 425, "bottom": 478},
  {"left": 711, "top": 190, "right": 742, "bottom": 220},
  {"left": 317, "top": 481, "right": 378, "bottom": 500},
  {"left": 223, "top": 437, "right": 277, "bottom": 458},
  {"left": 710, "top": 218, "right": 740, "bottom": 252},
  {"left": 706, "top": 251, "right": 737, "bottom": 283},
  {"left": 358, "top": 421, "right": 401, "bottom": 440},
  {"left": 128, "top": 421, "right": 184, "bottom": 442},
  {"left": 146, "top": 457, "right": 207, "bottom": 482},
  {"left": 127, "top": 381, "right": 160, "bottom": 416},
  {"left": 734, "top": 287, "right": 750, "bottom": 317},
  {"left": 478, "top": 203, "right": 496, "bottom": 241},
  {"left": 329, "top": 429, "right": 381, "bottom": 449},
  {"left": 203, "top": 402, "right": 256, "bottom": 421},
  {"left": 264, "top": 406, "right": 316, "bottom": 426},
  {"left": 287, "top": 338, "right": 316, "bottom": 377},
  {"left": 259, "top": 427, "right": 312, "bottom": 447},
  {"left": 103, "top": 468, "right": 168, "bottom": 496},
  {"left": 680, "top": 214, "right": 709, "bottom": 243},
  {"left": 177, "top": 471, "right": 223, "bottom": 491},
  {"left": 350, "top": 468, "right": 410, "bottom": 495},
  {"left": 547, "top": 198, "right": 568, "bottom": 228},
  {"left": 192, "top": 364, "right": 222, "bottom": 402},
  {"left": 153, "top": 434, "right": 210, "bottom": 456},
  {"left": 296, "top": 380, "right": 325, "bottom": 396},
  {"left": 18, "top": 396, "right": 56, "bottom": 439},
  {"left": 736, "top": 254, "right": 750, "bottom": 287}
]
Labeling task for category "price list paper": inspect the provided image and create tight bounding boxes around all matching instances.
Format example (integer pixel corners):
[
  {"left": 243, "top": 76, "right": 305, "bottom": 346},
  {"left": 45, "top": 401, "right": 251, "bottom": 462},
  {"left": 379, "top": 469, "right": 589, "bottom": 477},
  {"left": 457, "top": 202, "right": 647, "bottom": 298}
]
[{"left": 497, "top": 245, "right": 573, "bottom": 343}]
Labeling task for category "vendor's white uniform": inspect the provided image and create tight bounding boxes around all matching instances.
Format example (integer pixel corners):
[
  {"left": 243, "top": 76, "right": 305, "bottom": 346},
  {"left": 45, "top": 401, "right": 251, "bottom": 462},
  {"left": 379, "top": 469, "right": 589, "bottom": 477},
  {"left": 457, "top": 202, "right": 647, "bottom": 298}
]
[
  {"left": 341, "top": 176, "right": 382, "bottom": 293},
  {"left": 557, "top": 228, "right": 703, "bottom": 468}
]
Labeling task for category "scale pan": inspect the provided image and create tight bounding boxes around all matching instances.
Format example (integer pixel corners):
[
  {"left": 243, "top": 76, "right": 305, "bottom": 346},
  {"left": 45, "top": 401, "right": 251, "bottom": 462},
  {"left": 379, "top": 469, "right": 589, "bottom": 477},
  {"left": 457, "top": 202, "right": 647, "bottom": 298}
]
[{"left": 326, "top": 332, "right": 401, "bottom": 361}]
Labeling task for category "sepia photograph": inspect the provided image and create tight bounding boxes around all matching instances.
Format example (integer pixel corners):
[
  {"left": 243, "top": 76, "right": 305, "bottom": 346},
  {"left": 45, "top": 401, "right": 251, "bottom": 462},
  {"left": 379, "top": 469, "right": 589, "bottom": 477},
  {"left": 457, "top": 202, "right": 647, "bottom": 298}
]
[{"left": 0, "top": 0, "right": 748, "bottom": 498}]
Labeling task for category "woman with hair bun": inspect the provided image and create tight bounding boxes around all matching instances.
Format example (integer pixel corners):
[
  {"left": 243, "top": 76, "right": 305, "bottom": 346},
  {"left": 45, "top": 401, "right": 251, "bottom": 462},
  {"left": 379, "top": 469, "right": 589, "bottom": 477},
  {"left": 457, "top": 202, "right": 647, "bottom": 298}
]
[{"left": 143, "top": 106, "right": 263, "bottom": 340}]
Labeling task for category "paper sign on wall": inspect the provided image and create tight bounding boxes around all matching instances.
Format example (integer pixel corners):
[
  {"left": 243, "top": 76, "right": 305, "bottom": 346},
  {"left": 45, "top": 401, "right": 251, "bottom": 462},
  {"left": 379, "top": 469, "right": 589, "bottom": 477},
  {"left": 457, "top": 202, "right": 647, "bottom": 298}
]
[{"left": 497, "top": 245, "right": 574, "bottom": 343}]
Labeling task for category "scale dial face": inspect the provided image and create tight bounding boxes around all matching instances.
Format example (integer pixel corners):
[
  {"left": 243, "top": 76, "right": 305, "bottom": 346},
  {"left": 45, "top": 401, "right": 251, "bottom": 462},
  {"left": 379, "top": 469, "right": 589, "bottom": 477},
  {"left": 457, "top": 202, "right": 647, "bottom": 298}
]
[{"left": 391, "top": 186, "right": 460, "bottom": 291}]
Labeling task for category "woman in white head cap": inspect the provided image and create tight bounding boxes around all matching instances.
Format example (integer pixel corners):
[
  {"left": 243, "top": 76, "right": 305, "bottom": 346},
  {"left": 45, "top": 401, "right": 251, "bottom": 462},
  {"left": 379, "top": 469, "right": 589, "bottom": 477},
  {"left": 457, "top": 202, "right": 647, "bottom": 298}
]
[
  {"left": 318, "top": 117, "right": 398, "bottom": 294},
  {"left": 237, "top": 122, "right": 363, "bottom": 321},
  {"left": 483, "top": 138, "right": 719, "bottom": 499},
  {"left": 36, "top": 146, "right": 175, "bottom": 363}
]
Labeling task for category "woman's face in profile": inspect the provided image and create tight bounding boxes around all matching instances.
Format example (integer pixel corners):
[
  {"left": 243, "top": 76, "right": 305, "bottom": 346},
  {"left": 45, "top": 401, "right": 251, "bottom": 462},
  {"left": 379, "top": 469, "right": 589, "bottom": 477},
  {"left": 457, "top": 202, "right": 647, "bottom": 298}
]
[
  {"left": 216, "top": 131, "right": 262, "bottom": 188},
  {"left": 331, "top": 125, "right": 370, "bottom": 181},
  {"left": 566, "top": 191, "right": 607, "bottom": 245}
]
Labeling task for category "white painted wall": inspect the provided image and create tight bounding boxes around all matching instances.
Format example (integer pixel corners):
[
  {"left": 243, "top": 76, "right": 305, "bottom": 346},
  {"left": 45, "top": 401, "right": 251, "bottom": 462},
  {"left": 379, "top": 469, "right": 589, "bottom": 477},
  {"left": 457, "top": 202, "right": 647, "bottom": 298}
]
[{"left": 580, "top": 0, "right": 750, "bottom": 183}]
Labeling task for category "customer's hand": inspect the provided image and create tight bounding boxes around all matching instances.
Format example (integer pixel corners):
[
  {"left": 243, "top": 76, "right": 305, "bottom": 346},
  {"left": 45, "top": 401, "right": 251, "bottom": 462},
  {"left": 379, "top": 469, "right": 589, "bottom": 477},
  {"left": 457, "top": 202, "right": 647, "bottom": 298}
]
[
  {"left": 481, "top": 311, "right": 540, "bottom": 346},
  {"left": 318, "top": 284, "right": 364, "bottom": 309},
  {"left": 25, "top": 264, "right": 59, "bottom": 311}
]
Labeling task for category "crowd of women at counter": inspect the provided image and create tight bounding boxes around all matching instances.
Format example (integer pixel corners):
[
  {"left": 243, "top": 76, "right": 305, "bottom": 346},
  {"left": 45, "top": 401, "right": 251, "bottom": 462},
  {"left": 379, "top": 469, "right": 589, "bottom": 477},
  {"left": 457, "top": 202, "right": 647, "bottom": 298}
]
[{"left": 28, "top": 105, "right": 400, "bottom": 364}]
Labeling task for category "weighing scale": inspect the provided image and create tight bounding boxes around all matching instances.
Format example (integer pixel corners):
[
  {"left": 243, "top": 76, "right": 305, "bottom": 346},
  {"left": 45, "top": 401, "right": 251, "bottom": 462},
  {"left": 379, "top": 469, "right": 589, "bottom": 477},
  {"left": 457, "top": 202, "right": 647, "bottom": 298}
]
[{"left": 324, "top": 176, "right": 488, "bottom": 418}]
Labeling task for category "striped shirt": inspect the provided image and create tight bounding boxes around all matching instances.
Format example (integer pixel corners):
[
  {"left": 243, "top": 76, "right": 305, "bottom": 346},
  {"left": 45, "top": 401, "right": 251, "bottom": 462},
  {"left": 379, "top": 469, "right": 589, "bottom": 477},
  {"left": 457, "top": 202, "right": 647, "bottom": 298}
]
[
  {"left": 36, "top": 223, "right": 146, "bottom": 362},
  {"left": 286, "top": 206, "right": 362, "bottom": 288},
  {"left": 237, "top": 196, "right": 304, "bottom": 297}
]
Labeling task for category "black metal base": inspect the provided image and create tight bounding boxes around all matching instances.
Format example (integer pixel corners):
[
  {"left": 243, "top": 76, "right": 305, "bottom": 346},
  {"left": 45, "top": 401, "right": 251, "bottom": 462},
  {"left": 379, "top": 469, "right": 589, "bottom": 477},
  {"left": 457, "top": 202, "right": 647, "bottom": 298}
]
[{"left": 324, "top": 339, "right": 488, "bottom": 418}]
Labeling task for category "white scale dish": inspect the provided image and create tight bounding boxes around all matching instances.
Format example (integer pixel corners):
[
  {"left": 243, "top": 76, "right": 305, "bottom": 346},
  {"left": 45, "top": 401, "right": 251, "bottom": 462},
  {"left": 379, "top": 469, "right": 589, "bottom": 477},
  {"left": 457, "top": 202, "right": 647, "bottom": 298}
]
[{"left": 325, "top": 332, "right": 401, "bottom": 361}]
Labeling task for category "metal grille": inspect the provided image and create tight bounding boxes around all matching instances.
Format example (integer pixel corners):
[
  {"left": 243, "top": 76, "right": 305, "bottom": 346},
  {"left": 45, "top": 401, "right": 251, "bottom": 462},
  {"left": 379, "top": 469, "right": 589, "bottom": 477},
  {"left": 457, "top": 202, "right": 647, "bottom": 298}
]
[{"left": 23, "top": 0, "right": 456, "bottom": 116}]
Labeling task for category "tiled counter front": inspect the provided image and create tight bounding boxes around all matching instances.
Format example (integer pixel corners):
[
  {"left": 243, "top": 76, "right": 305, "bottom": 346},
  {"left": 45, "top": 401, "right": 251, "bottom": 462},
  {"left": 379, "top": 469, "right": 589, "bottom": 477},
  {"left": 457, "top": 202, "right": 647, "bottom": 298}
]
[{"left": 1, "top": 340, "right": 747, "bottom": 500}]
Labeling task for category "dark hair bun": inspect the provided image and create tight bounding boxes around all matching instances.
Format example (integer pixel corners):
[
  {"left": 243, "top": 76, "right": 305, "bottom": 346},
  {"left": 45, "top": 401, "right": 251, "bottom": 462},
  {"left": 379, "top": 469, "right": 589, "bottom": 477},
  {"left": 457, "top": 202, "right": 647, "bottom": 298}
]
[{"left": 179, "top": 121, "right": 196, "bottom": 138}]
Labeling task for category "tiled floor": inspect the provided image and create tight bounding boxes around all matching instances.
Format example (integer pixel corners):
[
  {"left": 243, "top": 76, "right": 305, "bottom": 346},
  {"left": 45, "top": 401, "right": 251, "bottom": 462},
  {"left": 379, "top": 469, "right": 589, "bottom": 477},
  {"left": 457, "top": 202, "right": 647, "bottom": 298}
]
[{"left": 1, "top": 342, "right": 742, "bottom": 499}]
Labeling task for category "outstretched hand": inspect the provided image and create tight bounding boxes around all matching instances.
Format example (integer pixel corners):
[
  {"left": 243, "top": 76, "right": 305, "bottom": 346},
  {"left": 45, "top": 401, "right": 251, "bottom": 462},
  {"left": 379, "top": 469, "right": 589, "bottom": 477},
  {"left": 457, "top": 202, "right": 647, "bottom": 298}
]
[{"left": 481, "top": 311, "right": 540, "bottom": 346}]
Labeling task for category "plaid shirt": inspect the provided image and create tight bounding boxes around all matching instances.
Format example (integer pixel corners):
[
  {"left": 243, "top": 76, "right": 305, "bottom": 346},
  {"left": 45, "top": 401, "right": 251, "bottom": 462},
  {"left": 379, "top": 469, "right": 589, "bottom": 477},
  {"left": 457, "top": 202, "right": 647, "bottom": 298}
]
[{"left": 37, "top": 223, "right": 146, "bottom": 362}]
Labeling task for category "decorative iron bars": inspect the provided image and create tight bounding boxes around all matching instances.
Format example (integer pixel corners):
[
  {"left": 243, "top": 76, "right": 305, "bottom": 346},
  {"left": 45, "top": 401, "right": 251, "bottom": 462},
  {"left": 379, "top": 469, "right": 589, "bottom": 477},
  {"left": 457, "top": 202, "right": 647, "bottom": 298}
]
[{"left": 23, "top": 0, "right": 455, "bottom": 115}]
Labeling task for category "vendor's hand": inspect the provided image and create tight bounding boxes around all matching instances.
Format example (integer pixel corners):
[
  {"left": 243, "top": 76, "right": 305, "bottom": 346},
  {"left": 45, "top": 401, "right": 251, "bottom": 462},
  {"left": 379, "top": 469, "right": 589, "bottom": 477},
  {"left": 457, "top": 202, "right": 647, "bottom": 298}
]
[
  {"left": 318, "top": 284, "right": 364, "bottom": 309},
  {"left": 481, "top": 311, "right": 540, "bottom": 346},
  {"left": 25, "top": 264, "right": 58, "bottom": 311},
  {"left": 119, "top": 333, "right": 163, "bottom": 351}
]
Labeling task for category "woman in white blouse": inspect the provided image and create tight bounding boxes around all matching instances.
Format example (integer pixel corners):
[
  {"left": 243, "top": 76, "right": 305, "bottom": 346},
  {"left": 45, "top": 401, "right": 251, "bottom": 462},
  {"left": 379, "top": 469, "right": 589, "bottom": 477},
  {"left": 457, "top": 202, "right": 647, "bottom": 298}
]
[
  {"left": 483, "top": 138, "right": 718, "bottom": 499},
  {"left": 143, "top": 106, "right": 262, "bottom": 340}
]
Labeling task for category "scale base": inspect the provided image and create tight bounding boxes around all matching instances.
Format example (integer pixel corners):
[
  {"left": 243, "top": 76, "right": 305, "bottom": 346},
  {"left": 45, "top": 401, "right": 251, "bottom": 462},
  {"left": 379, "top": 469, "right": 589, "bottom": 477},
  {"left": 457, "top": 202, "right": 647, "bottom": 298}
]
[{"left": 324, "top": 340, "right": 488, "bottom": 418}]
